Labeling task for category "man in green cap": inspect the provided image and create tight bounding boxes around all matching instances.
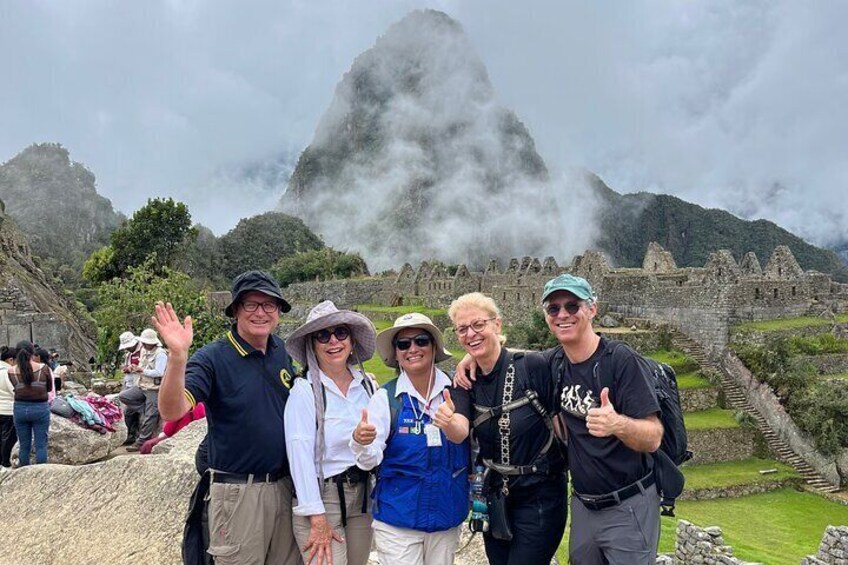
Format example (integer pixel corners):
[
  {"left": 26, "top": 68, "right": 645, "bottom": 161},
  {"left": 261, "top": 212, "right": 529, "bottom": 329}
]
[{"left": 541, "top": 274, "right": 663, "bottom": 564}]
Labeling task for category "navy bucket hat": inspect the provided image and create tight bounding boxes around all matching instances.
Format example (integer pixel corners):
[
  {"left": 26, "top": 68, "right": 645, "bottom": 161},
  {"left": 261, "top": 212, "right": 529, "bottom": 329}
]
[{"left": 224, "top": 270, "right": 291, "bottom": 317}]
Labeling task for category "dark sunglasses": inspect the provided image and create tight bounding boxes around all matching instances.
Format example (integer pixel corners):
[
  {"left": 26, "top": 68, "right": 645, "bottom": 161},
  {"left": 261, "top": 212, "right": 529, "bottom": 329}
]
[
  {"left": 394, "top": 334, "right": 433, "bottom": 350},
  {"left": 312, "top": 326, "right": 351, "bottom": 344},
  {"left": 545, "top": 302, "right": 582, "bottom": 317}
]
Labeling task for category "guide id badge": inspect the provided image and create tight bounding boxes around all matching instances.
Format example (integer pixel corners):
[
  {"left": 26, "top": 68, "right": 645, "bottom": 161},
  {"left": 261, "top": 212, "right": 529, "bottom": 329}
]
[{"left": 424, "top": 424, "right": 442, "bottom": 447}]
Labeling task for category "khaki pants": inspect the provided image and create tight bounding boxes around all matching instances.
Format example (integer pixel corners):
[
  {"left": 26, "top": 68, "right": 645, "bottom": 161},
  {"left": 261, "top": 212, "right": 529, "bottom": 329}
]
[
  {"left": 372, "top": 520, "right": 461, "bottom": 565},
  {"left": 292, "top": 480, "right": 373, "bottom": 565},
  {"left": 206, "top": 475, "right": 302, "bottom": 565}
]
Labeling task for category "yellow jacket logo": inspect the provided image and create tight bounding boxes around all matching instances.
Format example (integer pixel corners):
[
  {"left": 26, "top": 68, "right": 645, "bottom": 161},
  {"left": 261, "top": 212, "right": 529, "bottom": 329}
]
[{"left": 280, "top": 369, "right": 293, "bottom": 389}]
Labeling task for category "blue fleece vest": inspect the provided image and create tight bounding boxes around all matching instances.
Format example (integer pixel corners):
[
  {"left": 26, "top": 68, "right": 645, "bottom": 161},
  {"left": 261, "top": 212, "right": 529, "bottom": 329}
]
[{"left": 372, "top": 389, "right": 470, "bottom": 532}]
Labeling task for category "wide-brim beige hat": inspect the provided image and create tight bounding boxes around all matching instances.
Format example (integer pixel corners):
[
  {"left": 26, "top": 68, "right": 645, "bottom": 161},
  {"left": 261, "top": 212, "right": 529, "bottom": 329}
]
[
  {"left": 287, "top": 300, "right": 377, "bottom": 366},
  {"left": 137, "top": 328, "right": 162, "bottom": 346},
  {"left": 118, "top": 331, "right": 138, "bottom": 351},
  {"left": 376, "top": 312, "right": 452, "bottom": 369}
]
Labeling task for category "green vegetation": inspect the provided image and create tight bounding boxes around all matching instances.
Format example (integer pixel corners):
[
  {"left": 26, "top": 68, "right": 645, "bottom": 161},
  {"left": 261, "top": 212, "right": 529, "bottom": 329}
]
[
  {"left": 272, "top": 248, "right": 367, "bottom": 288},
  {"left": 675, "top": 371, "right": 713, "bottom": 390},
  {"left": 356, "top": 304, "right": 448, "bottom": 318},
  {"left": 92, "top": 259, "right": 229, "bottom": 366},
  {"left": 734, "top": 333, "right": 848, "bottom": 454},
  {"left": 681, "top": 457, "right": 798, "bottom": 491},
  {"left": 735, "top": 314, "right": 848, "bottom": 332},
  {"left": 646, "top": 349, "right": 699, "bottom": 373},
  {"left": 789, "top": 333, "right": 848, "bottom": 355},
  {"left": 684, "top": 409, "right": 740, "bottom": 430},
  {"left": 557, "top": 488, "right": 848, "bottom": 564},
  {"left": 219, "top": 212, "right": 325, "bottom": 279},
  {"left": 509, "top": 310, "right": 559, "bottom": 350},
  {"left": 83, "top": 197, "right": 196, "bottom": 284}
]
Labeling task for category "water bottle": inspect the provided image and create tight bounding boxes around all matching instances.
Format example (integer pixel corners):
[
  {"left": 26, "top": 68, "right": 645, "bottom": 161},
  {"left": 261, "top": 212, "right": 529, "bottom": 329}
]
[{"left": 469, "top": 465, "right": 489, "bottom": 533}]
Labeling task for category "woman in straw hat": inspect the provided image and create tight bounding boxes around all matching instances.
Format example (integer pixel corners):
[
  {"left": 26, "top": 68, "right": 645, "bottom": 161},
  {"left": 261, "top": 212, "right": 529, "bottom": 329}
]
[
  {"left": 439, "top": 292, "right": 567, "bottom": 565},
  {"left": 350, "top": 313, "right": 470, "bottom": 565},
  {"left": 284, "top": 300, "right": 378, "bottom": 565}
]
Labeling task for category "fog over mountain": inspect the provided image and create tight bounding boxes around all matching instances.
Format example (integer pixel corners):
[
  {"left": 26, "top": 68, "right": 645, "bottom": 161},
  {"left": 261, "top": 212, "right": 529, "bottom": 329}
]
[
  {"left": 281, "top": 11, "right": 597, "bottom": 268},
  {"left": 1, "top": 1, "right": 846, "bottom": 255}
]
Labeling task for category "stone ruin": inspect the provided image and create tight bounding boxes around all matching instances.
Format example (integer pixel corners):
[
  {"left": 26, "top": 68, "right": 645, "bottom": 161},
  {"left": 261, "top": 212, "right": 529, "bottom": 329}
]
[{"left": 284, "top": 243, "right": 848, "bottom": 358}]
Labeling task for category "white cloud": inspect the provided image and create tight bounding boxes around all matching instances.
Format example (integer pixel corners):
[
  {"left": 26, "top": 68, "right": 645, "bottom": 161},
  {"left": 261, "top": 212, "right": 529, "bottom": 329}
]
[{"left": 0, "top": 0, "right": 845, "bottom": 251}]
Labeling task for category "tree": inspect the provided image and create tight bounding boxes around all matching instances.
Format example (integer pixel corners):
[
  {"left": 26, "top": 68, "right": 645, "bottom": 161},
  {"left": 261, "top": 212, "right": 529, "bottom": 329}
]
[
  {"left": 83, "top": 197, "right": 197, "bottom": 284},
  {"left": 93, "top": 258, "right": 229, "bottom": 368},
  {"left": 271, "top": 248, "right": 368, "bottom": 287},
  {"left": 219, "top": 212, "right": 324, "bottom": 279}
]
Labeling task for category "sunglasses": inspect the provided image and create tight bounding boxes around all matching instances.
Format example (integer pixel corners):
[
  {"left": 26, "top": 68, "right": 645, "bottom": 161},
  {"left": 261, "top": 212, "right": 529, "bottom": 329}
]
[
  {"left": 544, "top": 302, "right": 582, "bottom": 317},
  {"left": 394, "top": 334, "right": 433, "bottom": 350},
  {"left": 312, "top": 326, "right": 351, "bottom": 344}
]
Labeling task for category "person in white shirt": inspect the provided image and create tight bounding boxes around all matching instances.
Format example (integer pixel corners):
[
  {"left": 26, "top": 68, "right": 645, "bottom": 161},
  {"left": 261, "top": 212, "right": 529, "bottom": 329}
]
[
  {"left": 350, "top": 313, "right": 469, "bottom": 565},
  {"left": 0, "top": 346, "right": 17, "bottom": 468},
  {"left": 284, "top": 301, "right": 378, "bottom": 565}
]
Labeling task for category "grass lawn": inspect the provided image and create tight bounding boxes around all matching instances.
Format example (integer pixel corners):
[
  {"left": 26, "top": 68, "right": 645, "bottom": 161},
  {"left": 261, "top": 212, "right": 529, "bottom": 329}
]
[
  {"left": 682, "top": 457, "right": 798, "bottom": 490},
  {"left": 646, "top": 349, "right": 700, "bottom": 372},
  {"left": 824, "top": 373, "right": 848, "bottom": 380},
  {"left": 355, "top": 303, "right": 447, "bottom": 318},
  {"left": 684, "top": 408, "right": 740, "bottom": 430},
  {"left": 557, "top": 488, "right": 848, "bottom": 564},
  {"left": 735, "top": 314, "right": 848, "bottom": 332},
  {"left": 676, "top": 371, "right": 713, "bottom": 390}
]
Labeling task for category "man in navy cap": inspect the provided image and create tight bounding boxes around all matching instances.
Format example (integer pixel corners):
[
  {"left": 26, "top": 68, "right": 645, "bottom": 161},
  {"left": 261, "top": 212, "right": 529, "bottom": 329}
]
[
  {"left": 542, "top": 274, "right": 663, "bottom": 565},
  {"left": 155, "top": 270, "right": 302, "bottom": 564}
]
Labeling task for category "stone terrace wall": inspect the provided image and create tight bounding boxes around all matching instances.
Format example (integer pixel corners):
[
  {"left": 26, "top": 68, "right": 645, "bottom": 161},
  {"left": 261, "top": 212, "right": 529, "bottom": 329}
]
[
  {"left": 669, "top": 521, "right": 754, "bottom": 565},
  {"left": 803, "top": 525, "right": 848, "bottom": 564}
]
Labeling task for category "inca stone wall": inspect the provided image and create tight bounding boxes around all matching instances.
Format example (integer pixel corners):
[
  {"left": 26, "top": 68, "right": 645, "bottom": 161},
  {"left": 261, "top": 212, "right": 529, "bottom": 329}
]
[
  {"left": 667, "top": 521, "right": 755, "bottom": 565},
  {"left": 687, "top": 428, "right": 758, "bottom": 465},
  {"left": 285, "top": 244, "right": 848, "bottom": 363},
  {"left": 803, "top": 525, "right": 848, "bottom": 564}
]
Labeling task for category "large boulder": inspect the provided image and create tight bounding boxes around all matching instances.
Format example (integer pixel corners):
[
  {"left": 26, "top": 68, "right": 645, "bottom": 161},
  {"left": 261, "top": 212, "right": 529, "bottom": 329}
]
[
  {"left": 0, "top": 419, "right": 205, "bottom": 564},
  {"left": 11, "top": 412, "right": 127, "bottom": 466}
]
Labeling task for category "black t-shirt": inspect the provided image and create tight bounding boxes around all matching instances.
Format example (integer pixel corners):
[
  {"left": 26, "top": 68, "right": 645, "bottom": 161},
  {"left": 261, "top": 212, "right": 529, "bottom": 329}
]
[
  {"left": 452, "top": 348, "right": 564, "bottom": 491},
  {"left": 557, "top": 337, "right": 660, "bottom": 495}
]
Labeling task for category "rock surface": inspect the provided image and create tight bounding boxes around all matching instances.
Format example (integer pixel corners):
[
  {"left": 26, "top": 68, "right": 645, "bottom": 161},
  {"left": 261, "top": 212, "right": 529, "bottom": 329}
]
[
  {"left": 0, "top": 419, "right": 203, "bottom": 565},
  {"left": 11, "top": 412, "right": 127, "bottom": 466}
]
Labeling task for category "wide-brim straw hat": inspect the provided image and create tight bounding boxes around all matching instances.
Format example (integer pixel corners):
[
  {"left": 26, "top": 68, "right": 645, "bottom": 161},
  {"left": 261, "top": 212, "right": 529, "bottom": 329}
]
[
  {"left": 286, "top": 301, "right": 377, "bottom": 366},
  {"left": 118, "top": 331, "right": 138, "bottom": 351},
  {"left": 376, "top": 312, "right": 452, "bottom": 369}
]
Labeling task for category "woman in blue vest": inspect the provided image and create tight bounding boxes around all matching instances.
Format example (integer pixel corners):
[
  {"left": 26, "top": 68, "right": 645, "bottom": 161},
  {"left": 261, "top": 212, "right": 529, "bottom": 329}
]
[{"left": 350, "top": 313, "right": 469, "bottom": 565}]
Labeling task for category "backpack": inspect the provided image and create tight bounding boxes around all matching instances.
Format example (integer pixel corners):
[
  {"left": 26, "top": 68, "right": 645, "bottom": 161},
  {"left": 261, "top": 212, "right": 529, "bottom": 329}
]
[{"left": 551, "top": 340, "right": 691, "bottom": 516}]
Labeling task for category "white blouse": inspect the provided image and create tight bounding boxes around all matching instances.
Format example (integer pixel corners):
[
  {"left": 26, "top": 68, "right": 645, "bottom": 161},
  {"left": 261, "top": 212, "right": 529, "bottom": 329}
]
[{"left": 284, "top": 367, "right": 374, "bottom": 517}]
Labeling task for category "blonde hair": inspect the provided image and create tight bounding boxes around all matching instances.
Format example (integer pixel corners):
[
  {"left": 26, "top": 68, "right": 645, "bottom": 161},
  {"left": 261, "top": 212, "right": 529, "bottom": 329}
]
[{"left": 449, "top": 292, "right": 507, "bottom": 345}]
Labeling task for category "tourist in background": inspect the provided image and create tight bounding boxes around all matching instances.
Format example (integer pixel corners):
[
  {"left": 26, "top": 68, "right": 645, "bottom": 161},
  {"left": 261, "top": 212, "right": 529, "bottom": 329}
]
[
  {"left": 285, "top": 300, "right": 378, "bottom": 565},
  {"left": 351, "top": 313, "right": 469, "bottom": 565},
  {"left": 118, "top": 331, "right": 142, "bottom": 445},
  {"left": 445, "top": 293, "right": 566, "bottom": 565},
  {"left": 8, "top": 340, "right": 53, "bottom": 466},
  {"left": 0, "top": 346, "right": 17, "bottom": 468},
  {"left": 34, "top": 347, "right": 58, "bottom": 395},
  {"left": 122, "top": 328, "right": 168, "bottom": 452}
]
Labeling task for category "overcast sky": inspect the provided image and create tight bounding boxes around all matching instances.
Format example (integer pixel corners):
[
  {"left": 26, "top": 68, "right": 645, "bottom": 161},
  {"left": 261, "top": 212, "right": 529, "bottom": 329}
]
[{"left": 1, "top": 0, "right": 846, "bottom": 250}]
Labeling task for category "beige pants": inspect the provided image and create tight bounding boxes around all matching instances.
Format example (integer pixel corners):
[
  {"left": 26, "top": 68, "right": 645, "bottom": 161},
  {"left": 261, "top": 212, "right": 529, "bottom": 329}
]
[
  {"left": 292, "top": 480, "right": 373, "bottom": 565},
  {"left": 372, "top": 520, "right": 461, "bottom": 565},
  {"left": 207, "top": 475, "right": 302, "bottom": 565}
]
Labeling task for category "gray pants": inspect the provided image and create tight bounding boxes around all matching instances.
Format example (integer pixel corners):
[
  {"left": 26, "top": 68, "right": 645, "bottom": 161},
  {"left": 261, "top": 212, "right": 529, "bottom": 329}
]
[
  {"left": 119, "top": 386, "right": 159, "bottom": 446},
  {"left": 570, "top": 483, "right": 660, "bottom": 565}
]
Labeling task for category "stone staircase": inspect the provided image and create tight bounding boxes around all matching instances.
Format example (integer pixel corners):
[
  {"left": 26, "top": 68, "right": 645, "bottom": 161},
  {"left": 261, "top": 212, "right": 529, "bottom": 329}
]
[{"left": 669, "top": 329, "right": 840, "bottom": 494}]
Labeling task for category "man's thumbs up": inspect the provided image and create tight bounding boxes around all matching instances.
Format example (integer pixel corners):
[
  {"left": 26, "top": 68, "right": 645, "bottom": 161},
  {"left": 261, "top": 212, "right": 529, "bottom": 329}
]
[
  {"left": 600, "top": 387, "right": 611, "bottom": 408},
  {"left": 587, "top": 387, "right": 619, "bottom": 438},
  {"left": 353, "top": 408, "right": 376, "bottom": 446}
]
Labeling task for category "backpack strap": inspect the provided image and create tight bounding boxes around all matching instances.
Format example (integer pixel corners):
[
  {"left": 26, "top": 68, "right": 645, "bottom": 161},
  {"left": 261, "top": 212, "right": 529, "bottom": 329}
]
[{"left": 382, "top": 377, "right": 402, "bottom": 442}]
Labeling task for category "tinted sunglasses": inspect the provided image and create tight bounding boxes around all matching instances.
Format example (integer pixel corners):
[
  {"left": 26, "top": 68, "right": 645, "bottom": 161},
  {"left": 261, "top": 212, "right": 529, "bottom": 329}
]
[
  {"left": 312, "top": 326, "right": 351, "bottom": 344},
  {"left": 394, "top": 334, "right": 433, "bottom": 350},
  {"left": 545, "top": 302, "right": 582, "bottom": 317}
]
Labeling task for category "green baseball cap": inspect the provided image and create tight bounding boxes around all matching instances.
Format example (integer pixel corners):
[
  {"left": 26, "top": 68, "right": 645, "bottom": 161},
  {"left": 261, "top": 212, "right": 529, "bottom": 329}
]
[{"left": 542, "top": 274, "right": 595, "bottom": 302}]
